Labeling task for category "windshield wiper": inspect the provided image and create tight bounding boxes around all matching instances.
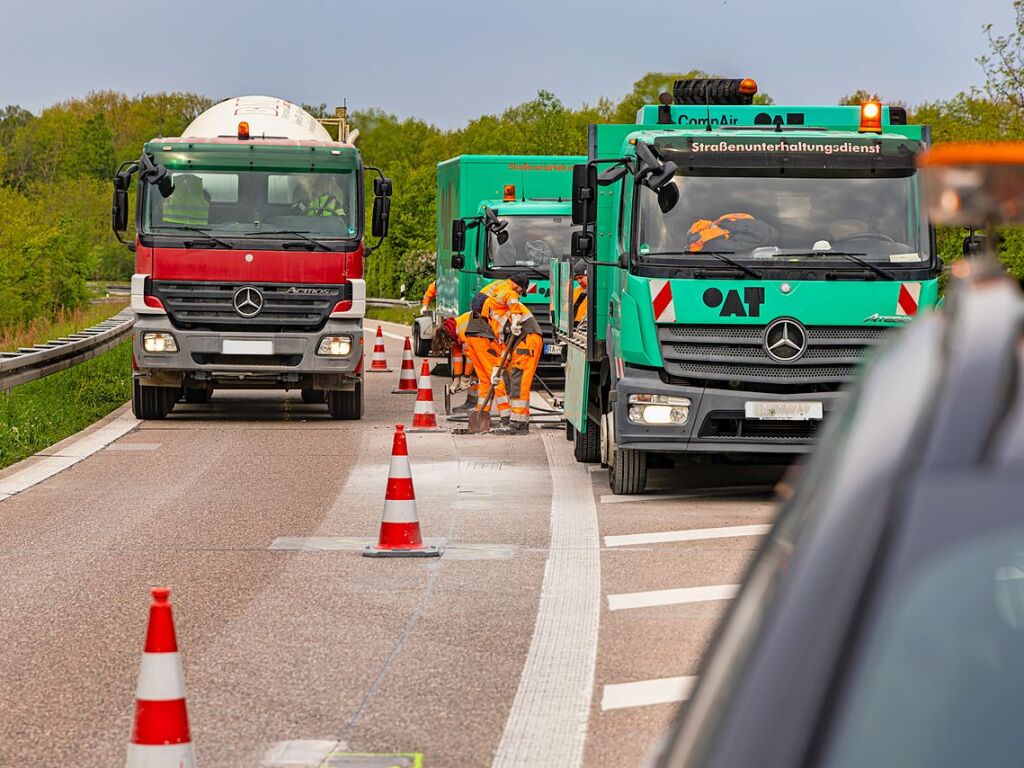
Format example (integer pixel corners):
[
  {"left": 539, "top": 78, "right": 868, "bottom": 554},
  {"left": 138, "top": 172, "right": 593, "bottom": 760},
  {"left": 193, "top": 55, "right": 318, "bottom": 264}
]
[
  {"left": 243, "top": 229, "right": 331, "bottom": 251},
  {"left": 790, "top": 251, "right": 896, "bottom": 280},
  {"left": 644, "top": 250, "right": 763, "bottom": 279},
  {"left": 162, "top": 225, "right": 232, "bottom": 249}
]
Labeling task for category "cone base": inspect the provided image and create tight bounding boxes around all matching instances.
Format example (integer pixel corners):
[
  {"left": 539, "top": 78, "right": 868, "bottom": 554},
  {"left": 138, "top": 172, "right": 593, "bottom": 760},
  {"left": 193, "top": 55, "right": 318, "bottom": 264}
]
[
  {"left": 370, "top": 368, "right": 394, "bottom": 374},
  {"left": 363, "top": 544, "right": 442, "bottom": 558},
  {"left": 406, "top": 426, "right": 445, "bottom": 433},
  {"left": 391, "top": 388, "right": 419, "bottom": 394}
]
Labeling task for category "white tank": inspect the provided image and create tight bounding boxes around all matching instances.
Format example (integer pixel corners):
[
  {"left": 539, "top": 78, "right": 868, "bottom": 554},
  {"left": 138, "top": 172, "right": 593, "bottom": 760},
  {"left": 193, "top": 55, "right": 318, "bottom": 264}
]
[{"left": 182, "top": 95, "right": 334, "bottom": 141}]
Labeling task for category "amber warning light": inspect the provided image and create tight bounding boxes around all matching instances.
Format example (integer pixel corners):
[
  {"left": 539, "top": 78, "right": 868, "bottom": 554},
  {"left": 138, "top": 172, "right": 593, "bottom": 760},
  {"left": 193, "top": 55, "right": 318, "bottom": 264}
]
[
  {"left": 237, "top": 121, "right": 250, "bottom": 140},
  {"left": 859, "top": 101, "right": 882, "bottom": 133},
  {"left": 504, "top": 184, "right": 516, "bottom": 202}
]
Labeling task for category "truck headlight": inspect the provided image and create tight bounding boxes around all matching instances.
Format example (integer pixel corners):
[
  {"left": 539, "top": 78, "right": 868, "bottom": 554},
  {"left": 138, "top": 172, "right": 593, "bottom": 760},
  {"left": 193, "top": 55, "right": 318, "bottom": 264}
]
[
  {"left": 628, "top": 394, "right": 690, "bottom": 425},
  {"left": 142, "top": 332, "right": 178, "bottom": 353},
  {"left": 317, "top": 335, "right": 352, "bottom": 356}
]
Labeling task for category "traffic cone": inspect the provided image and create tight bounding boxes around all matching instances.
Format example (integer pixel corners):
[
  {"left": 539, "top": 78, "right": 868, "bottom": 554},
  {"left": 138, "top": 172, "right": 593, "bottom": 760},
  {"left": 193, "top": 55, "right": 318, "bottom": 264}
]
[
  {"left": 391, "top": 338, "right": 418, "bottom": 394},
  {"left": 126, "top": 587, "right": 197, "bottom": 768},
  {"left": 369, "top": 326, "right": 390, "bottom": 372},
  {"left": 409, "top": 359, "right": 443, "bottom": 432},
  {"left": 364, "top": 424, "right": 441, "bottom": 558}
]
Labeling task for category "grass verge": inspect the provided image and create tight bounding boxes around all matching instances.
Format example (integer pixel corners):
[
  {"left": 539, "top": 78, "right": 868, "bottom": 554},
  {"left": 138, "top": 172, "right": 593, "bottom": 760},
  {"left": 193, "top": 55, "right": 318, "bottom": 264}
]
[
  {"left": 366, "top": 306, "right": 418, "bottom": 325},
  {"left": 0, "top": 341, "right": 131, "bottom": 470}
]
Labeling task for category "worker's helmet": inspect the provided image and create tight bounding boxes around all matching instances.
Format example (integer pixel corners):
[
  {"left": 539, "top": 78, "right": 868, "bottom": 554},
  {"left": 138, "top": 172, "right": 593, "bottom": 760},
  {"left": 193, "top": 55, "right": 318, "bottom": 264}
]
[{"left": 510, "top": 273, "right": 530, "bottom": 292}]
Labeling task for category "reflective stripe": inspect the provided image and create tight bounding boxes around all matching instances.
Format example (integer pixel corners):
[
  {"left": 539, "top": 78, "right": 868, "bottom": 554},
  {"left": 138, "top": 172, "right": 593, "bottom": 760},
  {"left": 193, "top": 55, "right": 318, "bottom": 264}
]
[{"left": 135, "top": 652, "right": 186, "bottom": 700}]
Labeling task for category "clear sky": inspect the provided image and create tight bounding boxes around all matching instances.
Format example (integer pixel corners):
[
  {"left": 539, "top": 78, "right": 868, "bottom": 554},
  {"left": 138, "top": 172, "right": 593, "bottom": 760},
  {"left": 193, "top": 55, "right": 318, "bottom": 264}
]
[{"left": 1, "top": 0, "right": 1014, "bottom": 126}]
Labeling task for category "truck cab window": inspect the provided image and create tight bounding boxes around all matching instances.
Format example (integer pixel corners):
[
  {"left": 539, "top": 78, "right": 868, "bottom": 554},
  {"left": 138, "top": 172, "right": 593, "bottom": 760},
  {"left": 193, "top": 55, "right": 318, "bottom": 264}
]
[{"left": 487, "top": 216, "right": 572, "bottom": 272}]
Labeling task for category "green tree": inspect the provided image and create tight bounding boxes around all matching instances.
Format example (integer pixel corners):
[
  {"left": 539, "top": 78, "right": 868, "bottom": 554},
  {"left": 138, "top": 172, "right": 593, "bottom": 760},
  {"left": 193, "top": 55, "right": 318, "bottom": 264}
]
[{"left": 979, "top": 0, "right": 1024, "bottom": 120}]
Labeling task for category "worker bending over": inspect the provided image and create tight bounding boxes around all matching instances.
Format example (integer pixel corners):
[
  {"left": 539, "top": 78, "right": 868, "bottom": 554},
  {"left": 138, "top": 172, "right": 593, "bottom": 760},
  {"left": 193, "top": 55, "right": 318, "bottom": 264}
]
[
  {"left": 463, "top": 293, "right": 511, "bottom": 425},
  {"left": 482, "top": 273, "right": 542, "bottom": 435},
  {"left": 442, "top": 314, "right": 480, "bottom": 413}
]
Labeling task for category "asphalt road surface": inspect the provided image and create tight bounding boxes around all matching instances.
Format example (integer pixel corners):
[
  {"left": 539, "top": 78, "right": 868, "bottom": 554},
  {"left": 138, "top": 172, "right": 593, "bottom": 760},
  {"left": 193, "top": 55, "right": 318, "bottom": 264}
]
[{"left": 0, "top": 321, "right": 783, "bottom": 767}]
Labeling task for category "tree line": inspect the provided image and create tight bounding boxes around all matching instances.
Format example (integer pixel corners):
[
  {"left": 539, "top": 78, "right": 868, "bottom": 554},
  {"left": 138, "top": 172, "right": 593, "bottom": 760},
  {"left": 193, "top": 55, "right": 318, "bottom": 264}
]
[{"left": 3, "top": 7, "right": 1024, "bottom": 328}]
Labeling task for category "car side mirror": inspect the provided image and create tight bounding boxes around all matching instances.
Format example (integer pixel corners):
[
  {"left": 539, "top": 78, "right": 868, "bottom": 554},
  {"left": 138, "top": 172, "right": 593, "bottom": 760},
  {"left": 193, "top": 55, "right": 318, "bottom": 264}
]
[
  {"left": 451, "top": 254, "right": 465, "bottom": 270},
  {"left": 452, "top": 219, "right": 466, "bottom": 252},
  {"left": 371, "top": 196, "right": 391, "bottom": 238},
  {"left": 571, "top": 230, "right": 594, "bottom": 260},
  {"left": 374, "top": 177, "right": 393, "bottom": 197},
  {"left": 571, "top": 164, "right": 597, "bottom": 226}
]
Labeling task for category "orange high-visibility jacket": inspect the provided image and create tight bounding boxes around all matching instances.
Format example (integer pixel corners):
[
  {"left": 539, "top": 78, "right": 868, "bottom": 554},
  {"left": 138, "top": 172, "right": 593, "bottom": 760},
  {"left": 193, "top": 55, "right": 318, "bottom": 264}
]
[
  {"left": 421, "top": 281, "right": 437, "bottom": 307},
  {"left": 687, "top": 213, "right": 754, "bottom": 252}
]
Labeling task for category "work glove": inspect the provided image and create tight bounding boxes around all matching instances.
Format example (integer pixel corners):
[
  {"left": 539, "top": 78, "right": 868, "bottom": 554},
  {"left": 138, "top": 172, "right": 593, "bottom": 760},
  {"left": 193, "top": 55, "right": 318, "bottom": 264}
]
[
  {"left": 509, "top": 315, "right": 524, "bottom": 338},
  {"left": 420, "top": 306, "right": 430, "bottom": 316},
  {"left": 450, "top": 378, "right": 462, "bottom": 393},
  {"left": 490, "top": 371, "right": 501, "bottom": 386},
  {"left": 461, "top": 375, "right": 474, "bottom": 391}
]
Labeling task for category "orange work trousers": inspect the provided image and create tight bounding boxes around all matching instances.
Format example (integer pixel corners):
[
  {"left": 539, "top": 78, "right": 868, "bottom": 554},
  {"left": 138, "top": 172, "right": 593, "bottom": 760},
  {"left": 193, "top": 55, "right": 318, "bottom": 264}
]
[
  {"left": 503, "top": 333, "right": 542, "bottom": 424},
  {"left": 462, "top": 335, "right": 509, "bottom": 414}
]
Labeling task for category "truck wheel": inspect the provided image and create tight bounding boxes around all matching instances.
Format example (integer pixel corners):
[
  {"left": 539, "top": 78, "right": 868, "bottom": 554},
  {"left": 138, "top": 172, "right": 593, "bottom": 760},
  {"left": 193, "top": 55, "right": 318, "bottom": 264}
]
[
  {"left": 413, "top": 324, "right": 431, "bottom": 357},
  {"left": 327, "top": 379, "right": 363, "bottom": 420},
  {"left": 184, "top": 388, "right": 212, "bottom": 404},
  {"left": 301, "top": 388, "right": 326, "bottom": 404},
  {"left": 609, "top": 448, "right": 648, "bottom": 495},
  {"left": 132, "top": 379, "right": 177, "bottom": 420},
  {"left": 573, "top": 419, "right": 600, "bottom": 463}
]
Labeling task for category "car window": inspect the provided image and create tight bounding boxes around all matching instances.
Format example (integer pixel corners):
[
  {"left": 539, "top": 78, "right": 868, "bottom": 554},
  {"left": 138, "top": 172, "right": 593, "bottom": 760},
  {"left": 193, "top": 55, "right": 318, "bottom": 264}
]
[{"left": 819, "top": 502, "right": 1024, "bottom": 768}]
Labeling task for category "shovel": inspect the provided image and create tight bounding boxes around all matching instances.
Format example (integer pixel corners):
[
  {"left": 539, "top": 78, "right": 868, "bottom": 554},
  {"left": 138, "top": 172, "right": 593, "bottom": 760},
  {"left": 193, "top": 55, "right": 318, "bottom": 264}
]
[{"left": 467, "top": 341, "right": 516, "bottom": 434}]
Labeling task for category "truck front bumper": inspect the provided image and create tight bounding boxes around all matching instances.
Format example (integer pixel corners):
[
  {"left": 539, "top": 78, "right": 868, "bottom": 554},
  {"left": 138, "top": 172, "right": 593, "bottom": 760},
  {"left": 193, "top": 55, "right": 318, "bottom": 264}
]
[
  {"left": 614, "top": 366, "right": 846, "bottom": 455},
  {"left": 132, "top": 315, "right": 363, "bottom": 387}
]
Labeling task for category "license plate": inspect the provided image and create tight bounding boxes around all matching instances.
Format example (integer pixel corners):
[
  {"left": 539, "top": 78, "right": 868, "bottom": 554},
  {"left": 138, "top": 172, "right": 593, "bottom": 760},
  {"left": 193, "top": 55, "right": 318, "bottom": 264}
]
[
  {"left": 221, "top": 339, "right": 274, "bottom": 355},
  {"left": 543, "top": 343, "right": 561, "bottom": 355},
  {"left": 745, "top": 401, "right": 823, "bottom": 420}
]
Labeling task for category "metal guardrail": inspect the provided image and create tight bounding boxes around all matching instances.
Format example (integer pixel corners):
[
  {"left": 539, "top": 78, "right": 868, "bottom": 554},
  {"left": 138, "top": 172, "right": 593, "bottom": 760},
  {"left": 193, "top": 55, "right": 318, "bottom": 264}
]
[
  {"left": 0, "top": 310, "right": 135, "bottom": 392},
  {"left": 366, "top": 297, "right": 416, "bottom": 308}
]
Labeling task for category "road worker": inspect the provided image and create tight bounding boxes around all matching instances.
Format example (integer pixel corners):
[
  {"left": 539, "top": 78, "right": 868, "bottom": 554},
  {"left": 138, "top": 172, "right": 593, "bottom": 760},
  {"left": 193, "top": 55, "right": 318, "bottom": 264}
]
[
  {"left": 481, "top": 273, "right": 542, "bottom": 434},
  {"left": 295, "top": 177, "right": 347, "bottom": 219},
  {"left": 463, "top": 292, "right": 511, "bottom": 425},
  {"left": 572, "top": 262, "right": 588, "bottom": 326},
  {"left": 442, "top": 314, "right": 479, "bottom": 413},
  {"left": 420, "top": 281, "right": 437, "bottom": 315},
  {"left": 687, "top": 212, "right": 778, "bottom": 252}
]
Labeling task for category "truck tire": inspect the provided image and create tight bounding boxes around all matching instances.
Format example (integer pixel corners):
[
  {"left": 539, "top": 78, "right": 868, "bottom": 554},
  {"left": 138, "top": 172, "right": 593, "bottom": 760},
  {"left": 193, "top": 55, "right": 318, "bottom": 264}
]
[
  {"left": 301, "top": 388, "right": 326, "bottom": 404},
  {"left": 565, "top": 421, "right": 575, "bottom": 441},
  {"left": 413, "top": 324, "right": 431, "bottom": 357},
  {"left": 573, "top": 419, "right": 600, "bottom": 463},
  {"left": 184, "top": 387, "right": 212, "bottom": 404},
  {"left": 327, "top": 380, "right": 363, "bottom": 420},
  {"left": 609, "top": 448, "right": 648, "bottom": 495},
  {"left": 132, "top": 379, "right": 177, "bottom": 420}
]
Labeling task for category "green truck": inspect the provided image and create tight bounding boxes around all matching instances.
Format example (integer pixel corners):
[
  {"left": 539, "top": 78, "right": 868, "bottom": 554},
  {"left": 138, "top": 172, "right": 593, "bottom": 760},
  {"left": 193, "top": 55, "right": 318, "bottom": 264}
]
[
  {"left": 552, "top": 79, "right": 941, "bottom": 494},
  {"left": 418, "top": 154, "right": 584, "bottom": 364}
]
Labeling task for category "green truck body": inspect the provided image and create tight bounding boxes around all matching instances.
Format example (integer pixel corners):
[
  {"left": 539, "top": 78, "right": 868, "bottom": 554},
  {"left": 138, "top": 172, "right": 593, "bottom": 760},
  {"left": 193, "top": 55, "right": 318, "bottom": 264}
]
[
  {"left": 551, "top": 99, "right": 941, "bottom": 493},
  {"left": 424, "top": 154, "right": 584, "bottom": 363}
]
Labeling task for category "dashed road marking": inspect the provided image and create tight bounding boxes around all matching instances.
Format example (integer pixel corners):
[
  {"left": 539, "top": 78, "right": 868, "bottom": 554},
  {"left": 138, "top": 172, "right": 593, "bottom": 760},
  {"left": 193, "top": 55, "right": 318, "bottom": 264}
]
[
  {"left": 601, "top": 676, "right": 697, "bottom": 711},
  {"left": 608, "top": 583, "right": 739, "bottom": 611},
  {"left": 599, "top": 485, "right": 774, "bottom": 505},
  {"left": 604, "top": 524, "right": 772, "bottom": 548},
  {"left": 491, "top": 430, "right": 600, "bottom": 768}
]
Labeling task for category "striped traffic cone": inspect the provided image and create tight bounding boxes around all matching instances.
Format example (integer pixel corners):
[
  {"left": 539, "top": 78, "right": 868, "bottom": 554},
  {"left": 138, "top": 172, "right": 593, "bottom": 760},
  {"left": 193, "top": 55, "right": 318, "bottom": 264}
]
[
  {"left": 369, "top": 326, "right": 390, "bottom": 372},
  {"left": 363, "top": 425, "right": 441, "bottom": 558},
  {"left": 126, "top": 587, "right": 196, "bottom": 768},
  {"left": 409, "top": 359, "right": 443, "bottom": 432},
  {"left": 391, "top": 338, "right": 418, "bottom": 394}
]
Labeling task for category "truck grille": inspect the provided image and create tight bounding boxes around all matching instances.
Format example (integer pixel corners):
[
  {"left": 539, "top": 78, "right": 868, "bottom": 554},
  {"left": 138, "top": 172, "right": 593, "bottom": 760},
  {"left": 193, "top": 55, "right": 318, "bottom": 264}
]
[
  {"left": 658, "top": 324, "right": 890, "bottom": 386},
  {"left": 151, "top": 281, "right": 349, "bottom": 333}
]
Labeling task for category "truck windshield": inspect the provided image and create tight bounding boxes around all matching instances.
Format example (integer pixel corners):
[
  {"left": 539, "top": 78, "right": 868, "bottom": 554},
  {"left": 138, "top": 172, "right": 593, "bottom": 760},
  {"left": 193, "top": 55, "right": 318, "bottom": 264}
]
[
  {"left": 141, "top": 168, "right": 358, "bottom": 240},
  {"left": 487, "top": 215, "right": 572, "bottom": 273},
  {"left": 636, "top": 171, "right": 929, "bottom": 265}
]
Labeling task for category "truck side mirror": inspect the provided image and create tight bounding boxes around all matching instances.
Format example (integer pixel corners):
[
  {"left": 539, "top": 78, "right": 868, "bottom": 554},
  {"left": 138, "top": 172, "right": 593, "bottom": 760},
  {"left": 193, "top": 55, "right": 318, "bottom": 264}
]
[
  {"left": 963, "top": 232, "right": 986, "bottom": 258},
  {"left": 571, "top": 230, "right": 594, "bottom": 260},
  {"left": 571, "top": 164, "right": 597, "bottom": 227},
  {"left": 452, "top": 219, "right": 466, "bottom": 253},
  {"left": 371, "top": 196, "right": 391, "bottom": 238},
  {"left": 112, "top": 183, "right": 129, "bottom": 233},
  {"left": 374, "top": 176, "right": 393, "bottom": 197},
  {"left": 451, "top": 254, "right": 465, "bottom": 270}
]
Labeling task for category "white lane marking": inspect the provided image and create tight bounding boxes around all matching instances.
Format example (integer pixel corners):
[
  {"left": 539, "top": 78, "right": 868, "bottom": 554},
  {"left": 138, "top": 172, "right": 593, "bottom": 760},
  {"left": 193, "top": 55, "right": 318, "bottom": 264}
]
[
  {"left": 491, "top": 430, "right": 600, "bottom": 768},
  {"left": 0, "top": 413, "right": 139, "bottom": 502},
  {"left": 604, "top": 524, "right": 772, "bottom": 548},
  {"left": 601, "top": 676, "right": 697, "bottom": 711},
  {"left": 608, "top": 584, "right": 739, "bottom": 611},
  {"left": 599, "top": 485, "right": 774, "bottom": 505},
  {"left": 381, "top": 331, "right": 405, "bottom": 342},
  {"left": 261, "top": 739, "right": 347, "bottom": 766}
]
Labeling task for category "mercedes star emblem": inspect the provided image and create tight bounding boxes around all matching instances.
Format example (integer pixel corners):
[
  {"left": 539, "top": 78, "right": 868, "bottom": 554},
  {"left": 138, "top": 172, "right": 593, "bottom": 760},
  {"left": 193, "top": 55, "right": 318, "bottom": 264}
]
[
  {"left": 232, "top": 286, "right": 264, "bottom": 318},
  {"left": 763, "top": 318, "right": 808, "bottom": 362}
]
